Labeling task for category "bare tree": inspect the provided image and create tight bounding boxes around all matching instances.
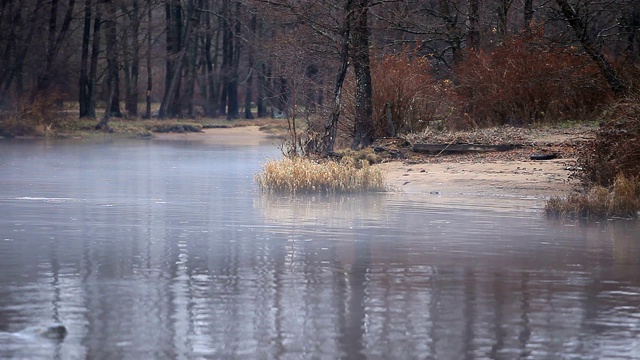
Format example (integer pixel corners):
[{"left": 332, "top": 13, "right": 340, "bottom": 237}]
[
  {"left": 87, "top": 1, "right": 102, "bottom": 118},
  {"left": 36, "top": 0, "right": 76, "bottom": 94},
  {"left": 350, "top": 0, "right": 374, "bottom": 149},
  {"left": 96, "top": 0, "right": 119, "bottom": 130},
  {"left": 244, "top": 7, "right": 257, "bottom": 119},
  {"left": 554, "top": 0, "right": 626, "bottom": 93},
  {"left": 123, "top": 0, "right": 142, "bottom": 117},
  {"left": 158, "top": 0, "right": 201, "bottom": 118},
  {"left": 144, "top": 0, "right": 153, "bottom": 118}
]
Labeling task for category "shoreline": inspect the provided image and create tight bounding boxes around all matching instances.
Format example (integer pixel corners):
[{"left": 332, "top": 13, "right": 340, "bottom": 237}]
[
  {"left": 179, "top": 125, "right": 578, "bottom": 205},
  {"left": 3, "top": 124, "right": 576, "bottom": 208},
  {"left": 152, "top": 125, "right": 282, "bottom": 146},
  {"left": 378, "top": 157, "right": 575, "bottom": 200}
]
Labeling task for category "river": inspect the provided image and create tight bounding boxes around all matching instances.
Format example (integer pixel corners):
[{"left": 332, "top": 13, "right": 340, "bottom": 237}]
[{"left": 0, "top": 137, "right": 639, "bottom": 359}]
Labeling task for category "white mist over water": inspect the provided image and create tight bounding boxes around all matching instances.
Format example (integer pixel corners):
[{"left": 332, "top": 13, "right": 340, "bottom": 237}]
[{"left": 0, "top": 138, "right": 639, "bottom": 359}]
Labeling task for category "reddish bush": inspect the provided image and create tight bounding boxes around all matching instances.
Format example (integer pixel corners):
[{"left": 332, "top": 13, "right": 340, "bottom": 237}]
[
  {"left": 370, "top": 50, "right": 457, "bottom": 136},
  {"left": 575, "top": 97, "right": 640, "bottom": 187},
  {"left": 455, "top": 35, "right": 611, "bottom": 127}
]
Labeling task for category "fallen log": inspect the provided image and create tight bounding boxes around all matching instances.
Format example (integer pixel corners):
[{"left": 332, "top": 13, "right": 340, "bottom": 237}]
[
  {"left": 530, "top": 153, "right": 559, "bottom": 160},
  {"left": 412, "top": 143, "right": 521, "bottom": 154}
]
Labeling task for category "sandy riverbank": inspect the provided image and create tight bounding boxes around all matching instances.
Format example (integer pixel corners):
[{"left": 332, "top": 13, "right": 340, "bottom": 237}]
[
  {"left": 375, "top": 125, "right": 590, "bottom": 202},
  {"left": 378, "top": 157, "right": 575, "bottom": 200},
  {"left": 158, "top": 125, "right": 583, "bottom": 204},
  {"left": 152, "top": 125, "right": 281, "bottom": 146}
]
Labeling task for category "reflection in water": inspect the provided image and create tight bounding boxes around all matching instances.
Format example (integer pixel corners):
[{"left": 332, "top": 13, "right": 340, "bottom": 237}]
[{"left": 0, "top": 139, "right": 639, "bottom": 359}]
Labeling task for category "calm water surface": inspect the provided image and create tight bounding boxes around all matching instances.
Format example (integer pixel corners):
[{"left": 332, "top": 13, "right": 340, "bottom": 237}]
[{"left": 0, "top": 137, "right": 639, "bottom": 359}]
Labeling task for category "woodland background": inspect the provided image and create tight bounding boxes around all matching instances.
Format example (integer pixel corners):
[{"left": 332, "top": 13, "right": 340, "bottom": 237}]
[{"left": 1, "top": 0, "right": 639, "bottom": 151}]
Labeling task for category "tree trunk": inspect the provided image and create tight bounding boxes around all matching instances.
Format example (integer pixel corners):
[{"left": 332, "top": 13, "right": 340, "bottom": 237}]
[
  {"left": 96, "top": 0, "right": 118, "bottom": 128},
  {"left": 555, "top": 0, "right": 627, "bottom": 94},
  {"left": 106, "top": 0, "right": 122, "bottom": 117},
  {"left": 144, "top": 0, "right": 152, "bottom": 118},
  {"left": 203, "top": 0, "right": 220, "bottom": 117},
  {"left": 95, "top": 71, "right": 115, "bottom": 131},
  {"left": 218, "top": 0, "right": 231, "bottom": 116},
  {"left": 158, "top": 3, "right": 200, "bottom": 119},
  {"left": 244, "top": 68, "right": 254, "bottom": 119},
  {"left": 257, "top": 61, "right": 268, "bottom": 118},
  {"left": 321, "top": 0, "right": 352, "bottom": 154},
  {"left": 184, "top": 10, "right": 197, "bottom": 118},
  {"left": 79, "top": 0, "right": 92, "bottom": 118},
  {"left": 39, "top": 0, "right": 60, "bottom": 93},
  {"left": 244, "top": 9, "right": 256, "bottom": 120},
  {"left": 468, "top": 0, "right": 480, "bottom": 50},
  {"left": 524, "top": 0, "right": 533, "bottom": 31},
  {"left": 496, "top": 0, "right": 511, "bottom": 41},
  {"left": 87, "top": 2, "right": 101, "bottom": 119},
  {"left": 0, "top": 1, "right": 16, "bottom": 92},
  {"left": 36, "top": 0, "right": 76, "bottom": 94},
  {"left": 226, "top": 0, "right": 241, "bottom": 120},
  {"left": 350, "top": 0, "right": 374, "bottom": 150},
  {"left": 159, "top": 0, "right": 183, "bottom": 118},
  {"left": 438, "top": 0, "right": 462, "bottom": 65},
  {"left": 2, "top": 0, "right": 42, "bottom": 96},
  {"left": 124, "top": 0, "right": 140, "bottom": 117},
  {"left": 276, "top": 76, "right": 287, "bottom": 117}
]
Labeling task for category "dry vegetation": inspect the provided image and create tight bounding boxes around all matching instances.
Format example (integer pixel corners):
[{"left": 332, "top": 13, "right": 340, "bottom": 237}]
[
  {"left": 0, "top": 94, "right": 63, "bottom": 137},
  {"left": 545, "top": 98, "right": 640, "bottom": 220},
  {"left": 454, "top": 34, "right": 610, "bottom": 127},
  {"left": 546, "top": 174, "right": 640, "bottom": 220},
  {"left": 255, "top": 156, "right": 386, "bottom": 194},
  {"left": 0, "top": 99, "right": 290, "bottom": 139}
]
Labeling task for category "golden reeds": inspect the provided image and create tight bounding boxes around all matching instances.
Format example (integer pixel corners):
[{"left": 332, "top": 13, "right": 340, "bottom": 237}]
[
  {"left": 545, "top": 174, "right": 640, "bottom": 220},
  {"left": 255, "top": 156, "right": 386, "bottom": 194}
]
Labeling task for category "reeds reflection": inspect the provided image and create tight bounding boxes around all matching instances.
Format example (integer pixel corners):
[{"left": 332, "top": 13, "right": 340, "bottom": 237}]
[{"left": 255, "top": 193, "right": 388, "bottom": 226}]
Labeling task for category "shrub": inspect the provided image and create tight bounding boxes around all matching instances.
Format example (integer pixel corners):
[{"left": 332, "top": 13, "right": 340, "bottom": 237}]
[
  {"left": 370, "top": 49, "right": 457, "bottom": 136},
  {"left": 339, "top": 48, "right": 458, "bottom": 141},
  {"left": 574, "top": 98, "right": 640, "bottom": 187},
  {"left": 0, "top": 94, "right": 64, "bottom": 136},
  {"left": 255, "top": 156, "right": 386, "bottom": 194},
  {"left": 455, "top": 34, "right": 611, "bottom": 127}
]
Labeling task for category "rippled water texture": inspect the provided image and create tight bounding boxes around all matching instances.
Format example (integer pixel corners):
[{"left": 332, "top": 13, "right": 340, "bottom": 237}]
[{"left": 0, "top": 138, "right": 639, "bottom": 359}]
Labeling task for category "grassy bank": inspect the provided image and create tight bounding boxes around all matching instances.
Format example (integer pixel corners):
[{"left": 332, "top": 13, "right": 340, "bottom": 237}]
[{"left": 0, "top": 109, "right": 289, "bottom": 139}]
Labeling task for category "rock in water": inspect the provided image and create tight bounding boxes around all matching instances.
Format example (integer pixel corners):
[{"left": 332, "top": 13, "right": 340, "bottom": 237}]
[{"left": 38, "top": 325, "right": 67, "bottom": 341}]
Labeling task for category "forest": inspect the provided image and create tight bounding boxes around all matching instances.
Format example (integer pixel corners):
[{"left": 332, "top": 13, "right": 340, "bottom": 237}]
[{"left": 0, "top": 1, "right": 639, "bottom": 150}]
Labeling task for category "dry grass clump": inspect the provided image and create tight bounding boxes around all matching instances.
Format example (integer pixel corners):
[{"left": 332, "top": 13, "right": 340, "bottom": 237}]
[
  {"left": 545, "top": 174, "right": 640, "bottom": 220},
  {"left": 0, "top": 94, "right": 63, "bottom": 137},
  {"left": 255, "top": 156, "right": 386, "bottom": 194},
  {"left": 338, "top": 148, "right": 382, "bottom": 165},
  {"left": 145, "top": 121, "right": 203, "bottom": 133}
]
